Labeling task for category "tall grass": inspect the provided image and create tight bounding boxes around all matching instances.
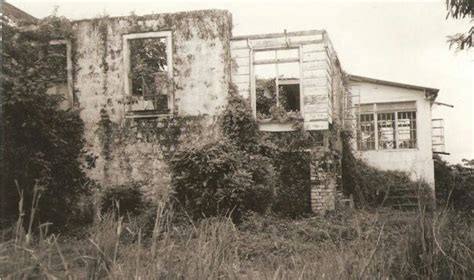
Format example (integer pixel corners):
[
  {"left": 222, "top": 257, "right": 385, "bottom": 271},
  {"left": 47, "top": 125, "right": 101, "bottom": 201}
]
[{"left": 1, "top": 196, "right": 472, "bottom": 279}]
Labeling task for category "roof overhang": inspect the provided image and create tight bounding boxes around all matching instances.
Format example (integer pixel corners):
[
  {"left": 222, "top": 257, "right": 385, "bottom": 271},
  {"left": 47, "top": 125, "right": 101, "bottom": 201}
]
[{"left": 348, "top": 74, "right": 439, "bottom": 101}]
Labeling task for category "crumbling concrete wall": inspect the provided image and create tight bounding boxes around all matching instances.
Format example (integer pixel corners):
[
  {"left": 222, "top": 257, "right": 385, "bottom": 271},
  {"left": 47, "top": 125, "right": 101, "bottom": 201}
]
[{"left": 71, "top": 10, "right": 232, "bottom": 196}]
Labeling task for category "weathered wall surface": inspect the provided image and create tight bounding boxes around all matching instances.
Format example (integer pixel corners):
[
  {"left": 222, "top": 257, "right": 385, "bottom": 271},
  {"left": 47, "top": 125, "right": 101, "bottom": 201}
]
[
  {"left": 230, "top": 31, "right": 335, "bottom": 131},
  {"left": 71, "top": 10, "right": 232, "bottom": 194},
  {"left": 229, "top": 31, "right": 345, "bottom": 213},
  {"left": 353, "top": 82, "right": 435, "bottom": 187}
]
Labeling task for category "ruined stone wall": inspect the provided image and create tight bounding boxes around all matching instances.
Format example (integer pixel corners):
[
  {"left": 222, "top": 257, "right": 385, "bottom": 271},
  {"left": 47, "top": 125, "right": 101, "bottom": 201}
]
[{"left": 71, "top": 10, "right": 232, "bottom": 195}]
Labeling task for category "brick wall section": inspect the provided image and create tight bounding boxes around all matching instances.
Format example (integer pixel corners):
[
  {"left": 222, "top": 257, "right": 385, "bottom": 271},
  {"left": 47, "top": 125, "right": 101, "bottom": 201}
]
[{"left": 310, "top": 149, "right": 340, "bottom": 214}]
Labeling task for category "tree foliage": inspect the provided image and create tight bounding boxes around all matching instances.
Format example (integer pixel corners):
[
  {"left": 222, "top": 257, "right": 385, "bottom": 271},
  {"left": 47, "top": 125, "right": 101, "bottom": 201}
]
[
  {"left": 1, "top": 17, "right": 91, "bottom": 231},
  {"left": 446, "top": 0, "right": 473, "bottom": 50}
]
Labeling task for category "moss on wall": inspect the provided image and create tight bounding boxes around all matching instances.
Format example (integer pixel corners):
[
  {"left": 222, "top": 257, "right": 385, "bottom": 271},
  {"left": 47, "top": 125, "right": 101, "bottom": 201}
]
[{"left": 72, "top": 10, "right": 232, "bottom": 193}]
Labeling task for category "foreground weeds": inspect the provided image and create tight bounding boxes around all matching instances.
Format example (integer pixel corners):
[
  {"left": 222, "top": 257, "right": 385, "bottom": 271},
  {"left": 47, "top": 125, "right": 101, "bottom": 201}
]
[{"left": 1, "top": 207, "right": 472, "bottom": 279}]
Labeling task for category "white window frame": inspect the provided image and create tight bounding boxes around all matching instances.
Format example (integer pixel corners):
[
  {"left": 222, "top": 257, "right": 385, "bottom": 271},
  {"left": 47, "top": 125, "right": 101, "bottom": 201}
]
[
  {"left": 357, "top": 102, "right": 418, "bottom": 151},
  {"left": 251, "top": 46, "right": 303, "bottom": 119},
  {"left": 49, "top": 39, "right": 74, "bottom": 107},
  {"left": 122, "top": 31, "right": 173, "bottom": 116}
]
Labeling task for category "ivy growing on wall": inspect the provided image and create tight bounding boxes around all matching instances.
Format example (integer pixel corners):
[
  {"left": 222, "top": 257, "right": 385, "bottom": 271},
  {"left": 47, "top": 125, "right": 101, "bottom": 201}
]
[{"left": 1, "top": 17, "right": 91, "bottom": 231}]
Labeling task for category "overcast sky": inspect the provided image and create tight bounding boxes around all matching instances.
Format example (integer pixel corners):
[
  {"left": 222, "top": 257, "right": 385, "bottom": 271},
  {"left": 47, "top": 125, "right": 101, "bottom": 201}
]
[{"left": 8, "top": 0, "right": 473, "bottom": 164}]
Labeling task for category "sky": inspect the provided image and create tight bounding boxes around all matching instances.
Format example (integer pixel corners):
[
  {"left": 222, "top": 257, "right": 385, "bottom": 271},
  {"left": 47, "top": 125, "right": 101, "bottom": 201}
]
[{"left": 7, "top": 0, "right": 473, "bottom": 164}]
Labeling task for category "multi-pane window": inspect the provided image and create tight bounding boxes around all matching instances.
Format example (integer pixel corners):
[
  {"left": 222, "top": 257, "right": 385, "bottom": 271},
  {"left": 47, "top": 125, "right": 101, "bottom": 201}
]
[
  {"left": 357, "top": 114, "right": 375, "bottom": 150},
  {"left": 357, "top": 104, "right": 417, "bottom": 150},
  {"left": 254, "top": 48, "right": 300, "bottom": 120},
  {"left": 123, "top": 31, "right": 173, "bottom": 115}
]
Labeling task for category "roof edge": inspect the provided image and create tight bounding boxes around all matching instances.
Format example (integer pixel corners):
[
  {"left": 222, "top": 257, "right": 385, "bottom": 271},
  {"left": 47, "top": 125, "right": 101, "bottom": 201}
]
[
  {"left": 231, "top": 29, "right": 325, "bottom": 41},
  {"left": 71, "top": 9, "right": 231, "bottom": 24},
  {"left": 3, "top": 2, "right": 38, "bottom": 23},
  {"left": 348, "top": 74, "right": 439, "bottom": 99}
]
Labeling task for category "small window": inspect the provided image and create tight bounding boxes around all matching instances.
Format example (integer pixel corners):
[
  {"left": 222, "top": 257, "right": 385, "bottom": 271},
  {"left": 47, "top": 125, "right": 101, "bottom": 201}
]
[
  {"left": 357, "top": 113, "right": 375, "bottom": 150},
  {"left": 123, "top": 32, "right": 173, "bottom": 116}
]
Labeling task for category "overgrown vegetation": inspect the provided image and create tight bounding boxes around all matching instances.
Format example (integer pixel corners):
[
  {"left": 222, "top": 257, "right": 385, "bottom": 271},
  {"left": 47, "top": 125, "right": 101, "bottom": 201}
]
[
  {"left": 2, "top": 204, "right": 472, "bottom": 279},
  {"left": 170, "top": 88, "right": 275, "bottom": 222},
  {"left": 434, "top": 155, "right": 474, "bottom": 211},
  {"left": 170, "top": 87, "right": 324, "bottom": 221},
  {"left": 341, "top": 131, "right": 432, "bottom": 208},
  {"left": 1, "top": 17, "right": 92, "bottom": 232}
]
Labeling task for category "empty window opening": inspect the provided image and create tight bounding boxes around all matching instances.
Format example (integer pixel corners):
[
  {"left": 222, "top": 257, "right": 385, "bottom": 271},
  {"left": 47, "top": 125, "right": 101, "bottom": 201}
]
[
  {"left": 279, "top": 83, "right": 300, "bottom": 112},
  {"left": 46, "top": 40, "right": 73, "bottom": 110},
  {"left": 123, "top": 31, "right": 173, "bottom": 116},
  {"left": 254, "top": 48, "right": 300, "bottom": 120}
]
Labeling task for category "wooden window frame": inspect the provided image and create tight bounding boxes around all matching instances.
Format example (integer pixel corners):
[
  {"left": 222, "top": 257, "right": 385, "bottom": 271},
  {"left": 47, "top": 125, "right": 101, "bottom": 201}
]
[
  {"left": 357, "top": 102, "right": 418, "bottom": 151},
  {"left": 122, "top": 31, "right": 173, "bottom": 118},
  {"left": 251, "top": 47, "right": 303, "bottom": 119}
]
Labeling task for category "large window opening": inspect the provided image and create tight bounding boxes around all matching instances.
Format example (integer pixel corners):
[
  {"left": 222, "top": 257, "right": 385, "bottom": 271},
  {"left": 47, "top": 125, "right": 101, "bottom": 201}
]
[
  {"left": 123, "top": 31, "right": 173, "bottom": 116},
  {"left": 254, "top": 48, "right": 301, "bottom": 120}
]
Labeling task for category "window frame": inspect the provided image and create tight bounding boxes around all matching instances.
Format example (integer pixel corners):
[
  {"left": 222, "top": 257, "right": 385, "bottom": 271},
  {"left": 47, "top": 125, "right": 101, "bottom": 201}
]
[
  {"left": 251, "top": 46, "right": 304, "bottom": 120},
  {"left": 356, "top": 102, "right": 418, "bottom": 151},
  {"left": 49, "top": 39, "right": 74, "bottom": 107},
  {"left": 122, "top": 31, "right": 173, "bottom": 117}
]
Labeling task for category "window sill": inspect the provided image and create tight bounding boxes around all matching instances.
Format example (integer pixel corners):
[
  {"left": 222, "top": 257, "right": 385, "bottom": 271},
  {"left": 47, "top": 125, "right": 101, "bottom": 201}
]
[
  {"left": 359, "top": 148, "right": 419, "bottom": 153},
  {"left": 125, "top": 110, "right": 173, "bottom": 119},
  {"left": 258, "top": 120, "right": 297, "bottom": 132}
]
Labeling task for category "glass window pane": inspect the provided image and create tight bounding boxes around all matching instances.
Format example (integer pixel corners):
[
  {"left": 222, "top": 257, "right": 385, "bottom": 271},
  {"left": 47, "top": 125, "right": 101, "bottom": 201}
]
[
  {"left": 358, "top": 114, "right": 375, "bottom": 150},
  {"left": 378, "top": 112, "right": 396, "bottom": 149},
  {"left": 397, "top": 111, "right": 416, "bottom": 149}
]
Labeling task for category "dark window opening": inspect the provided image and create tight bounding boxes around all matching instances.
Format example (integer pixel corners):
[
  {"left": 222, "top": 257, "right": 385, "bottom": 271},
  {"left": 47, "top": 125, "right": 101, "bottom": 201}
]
[
  {"left": 46, "top": 44, "right": 68, "bottom": 83},
  {"left": 279, "top": 83, "right": 300, "bottom": 112}
]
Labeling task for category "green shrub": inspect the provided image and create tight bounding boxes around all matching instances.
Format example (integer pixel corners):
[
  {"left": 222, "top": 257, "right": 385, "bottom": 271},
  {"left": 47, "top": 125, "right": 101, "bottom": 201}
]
[
  {"left": 272, "top": 151, "right": 312, "bottom": 217},
  {"left": 170, "top": 140, "right": 275, "bottom": 222},
  {"left": 434, "top": 156, "right": 474, "bottom": 211}
]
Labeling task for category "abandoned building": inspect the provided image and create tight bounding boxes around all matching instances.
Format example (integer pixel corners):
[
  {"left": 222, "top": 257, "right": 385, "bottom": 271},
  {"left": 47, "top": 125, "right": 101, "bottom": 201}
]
[{"left": 4, "top": 3, "right": 446, "bottom": 213}]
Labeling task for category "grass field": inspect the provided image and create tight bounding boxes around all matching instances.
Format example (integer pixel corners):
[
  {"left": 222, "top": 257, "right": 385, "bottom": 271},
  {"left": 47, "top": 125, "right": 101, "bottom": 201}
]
[{"left": 1, "top": 206, "right": 473, "bottom": 279}]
